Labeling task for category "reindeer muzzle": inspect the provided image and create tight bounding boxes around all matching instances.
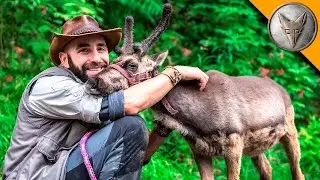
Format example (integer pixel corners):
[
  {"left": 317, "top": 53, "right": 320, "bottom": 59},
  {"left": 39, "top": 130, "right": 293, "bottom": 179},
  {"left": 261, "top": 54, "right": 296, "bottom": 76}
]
[{"left": 108, "top": 64, "right": 159, "bottom": 86}]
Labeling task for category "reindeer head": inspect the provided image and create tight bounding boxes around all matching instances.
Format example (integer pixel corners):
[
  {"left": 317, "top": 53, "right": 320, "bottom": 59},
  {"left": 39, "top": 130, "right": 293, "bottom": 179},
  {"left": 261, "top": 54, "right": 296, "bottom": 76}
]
[
  {"left": 278, "top": 12, "right": 307, "bottom": 48},
  {"left": 88, "top": 3, "right": 172, "bottom": 95}
]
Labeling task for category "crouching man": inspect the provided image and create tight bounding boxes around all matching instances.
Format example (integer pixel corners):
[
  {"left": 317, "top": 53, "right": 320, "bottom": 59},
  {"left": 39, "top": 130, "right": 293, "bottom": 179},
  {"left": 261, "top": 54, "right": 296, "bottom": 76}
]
[{"left": 3, "top": 15, "right": 208, "bottom": 180}]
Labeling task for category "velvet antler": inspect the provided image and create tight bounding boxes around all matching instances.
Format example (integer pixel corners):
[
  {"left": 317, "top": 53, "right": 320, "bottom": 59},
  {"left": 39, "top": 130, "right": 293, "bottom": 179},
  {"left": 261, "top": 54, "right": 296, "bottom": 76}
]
[
  {"left": 136, "top": 3, "right": 172, "bottom": 56},
  {"left": 116, "top": 2, "right": 172, "bottom": 57},
  {"left": 115, "top": 16, "right": 134, "bottom": 55}
]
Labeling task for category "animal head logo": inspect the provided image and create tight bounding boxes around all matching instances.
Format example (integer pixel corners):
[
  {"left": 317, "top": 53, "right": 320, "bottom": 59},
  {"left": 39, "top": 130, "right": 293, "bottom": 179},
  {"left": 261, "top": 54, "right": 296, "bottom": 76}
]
[
  {"left": 278, "top": 12, "right": 307, "bottom": 48},
  {"left": 268, "top": 3, "right": 317, "bottom": 51}
]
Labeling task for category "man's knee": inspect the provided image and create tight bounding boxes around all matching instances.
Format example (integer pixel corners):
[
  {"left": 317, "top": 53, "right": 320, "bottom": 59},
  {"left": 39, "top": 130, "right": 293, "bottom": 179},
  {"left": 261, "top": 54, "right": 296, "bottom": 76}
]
[
  {"left": 117, "top": 115, "right": 147, "bottom": 132},
  {"left": 109, "top": 115, "right": 149, "bottom": 148},
  {"left": 110, "top": 116, "right": 148, "bottom": 177},
  {"left": 66, "top": 116, "right": 149, "bottom": 179}
]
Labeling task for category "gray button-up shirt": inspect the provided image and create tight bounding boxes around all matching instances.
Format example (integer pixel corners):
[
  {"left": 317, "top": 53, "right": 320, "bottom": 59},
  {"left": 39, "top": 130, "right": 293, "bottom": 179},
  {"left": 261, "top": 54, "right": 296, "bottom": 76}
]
[{"left": 3, "top": 66, "right": 125, "bottom": 180}]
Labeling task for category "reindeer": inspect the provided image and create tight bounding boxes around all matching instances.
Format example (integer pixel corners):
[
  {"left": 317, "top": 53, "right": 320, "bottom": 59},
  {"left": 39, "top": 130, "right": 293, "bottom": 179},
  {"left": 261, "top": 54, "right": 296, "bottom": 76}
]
[{"left": 88, "top": 3, "right": 304, "bottom": 180}]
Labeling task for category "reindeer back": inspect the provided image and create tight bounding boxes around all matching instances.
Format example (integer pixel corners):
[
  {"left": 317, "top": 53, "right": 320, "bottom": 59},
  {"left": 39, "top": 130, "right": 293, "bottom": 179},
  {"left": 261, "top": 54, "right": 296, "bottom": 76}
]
[{"left": 154, "top": 70, "right": 291, "bottom": 135}]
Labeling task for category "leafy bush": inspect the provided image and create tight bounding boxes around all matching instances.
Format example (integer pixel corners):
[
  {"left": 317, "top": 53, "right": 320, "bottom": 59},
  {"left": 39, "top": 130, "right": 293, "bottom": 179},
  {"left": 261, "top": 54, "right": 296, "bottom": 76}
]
[
  {"left": 0, "top": 0, "right": 319, "bottom": 179},
  {"left": 0, "top": 0, "right": 103, "bottom": 171}
]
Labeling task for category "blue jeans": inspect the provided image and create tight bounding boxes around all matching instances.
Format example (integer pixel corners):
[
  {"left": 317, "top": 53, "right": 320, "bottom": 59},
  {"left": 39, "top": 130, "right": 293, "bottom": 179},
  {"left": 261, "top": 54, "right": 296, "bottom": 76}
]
[{"left": 65, "top": 116, "right": 149, "bottom": 180}]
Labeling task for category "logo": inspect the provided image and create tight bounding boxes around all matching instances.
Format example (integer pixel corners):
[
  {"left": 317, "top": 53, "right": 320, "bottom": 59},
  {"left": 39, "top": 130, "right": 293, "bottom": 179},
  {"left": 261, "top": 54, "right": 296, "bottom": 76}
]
[{"left": 268, "top": 3, "right": 317, "bottom": 51}]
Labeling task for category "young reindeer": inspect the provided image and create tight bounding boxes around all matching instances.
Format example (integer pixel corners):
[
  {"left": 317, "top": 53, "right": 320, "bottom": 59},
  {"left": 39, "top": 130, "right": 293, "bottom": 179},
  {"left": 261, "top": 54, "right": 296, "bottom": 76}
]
[{"left": 88, "top": 3, "right": 304, "bottom": 180}]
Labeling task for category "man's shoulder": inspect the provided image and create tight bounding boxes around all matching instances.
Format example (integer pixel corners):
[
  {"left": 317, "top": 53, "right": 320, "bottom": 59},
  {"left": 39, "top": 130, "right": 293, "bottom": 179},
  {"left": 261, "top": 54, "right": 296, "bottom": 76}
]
[
  {"left": 30, "top": 67, "right": 80, "bottom": 95},
  {"left": 37, "top": 75, "right": 75, "bottom": 85},
  {"left": 38, "top": 66, "right": 71, "bottom": 77}
]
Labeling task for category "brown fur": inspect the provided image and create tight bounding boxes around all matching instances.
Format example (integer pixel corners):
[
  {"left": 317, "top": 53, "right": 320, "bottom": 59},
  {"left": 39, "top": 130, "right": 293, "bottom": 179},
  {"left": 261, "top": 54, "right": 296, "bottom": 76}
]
[
  {"left": 251, "top": 154, "right": 272, "bottom": 180},
  {"left": 153, "top": 101, "right": 302, "bottom": 180},
  {"left": 151, "top": 71, "right": 304, "bottom": 180}
]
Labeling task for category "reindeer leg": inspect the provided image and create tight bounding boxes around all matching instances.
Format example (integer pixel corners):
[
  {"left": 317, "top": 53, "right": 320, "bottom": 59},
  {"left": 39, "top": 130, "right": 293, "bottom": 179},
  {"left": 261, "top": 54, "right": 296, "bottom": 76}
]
[
  {"left": 193, "top": 152, "right": 213, "bottom": 180},
  {"left": 144, "top": 130, "right": 167, "bottom": 162},
  {"left": 280, "top": 106, "right": 304, "bottom": 180},
  {"left": 224, "top": 133, "right": 243, "bottom": 180},
  {"left": 280, "top": 132, "right": 304, "bottom": 180},
  {"left": 251, "top": 153, "right": 272, "bottom": 180},
  {"left": 144, "top": 122, "right": 172, "bottom": 163},
  {"left": 189, "top": 142, "right": 213, "bottom": 180}
]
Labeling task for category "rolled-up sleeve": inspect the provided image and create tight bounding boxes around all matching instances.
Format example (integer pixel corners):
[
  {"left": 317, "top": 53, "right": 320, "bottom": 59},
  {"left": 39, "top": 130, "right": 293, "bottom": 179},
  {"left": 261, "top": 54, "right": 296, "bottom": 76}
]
[
  {"left": 99, "top": 90, "right": 125, "bottom": 121},
  {"left": 28, "top": 76, "right": 124, "bottom": 123}
]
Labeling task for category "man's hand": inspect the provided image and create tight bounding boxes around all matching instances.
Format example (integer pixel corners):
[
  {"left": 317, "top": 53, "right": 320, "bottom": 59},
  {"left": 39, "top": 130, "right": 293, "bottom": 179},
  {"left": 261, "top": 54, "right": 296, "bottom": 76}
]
[{"left": 174, "top": 66, "right": 209, "bottom": 91}]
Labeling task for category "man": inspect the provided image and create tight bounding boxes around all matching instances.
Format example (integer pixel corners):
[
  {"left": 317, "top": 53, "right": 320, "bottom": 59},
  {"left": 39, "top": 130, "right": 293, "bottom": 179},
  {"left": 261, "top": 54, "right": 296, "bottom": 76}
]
[{"left": 3, "top": 15, "right": 208, "bottom": 180}]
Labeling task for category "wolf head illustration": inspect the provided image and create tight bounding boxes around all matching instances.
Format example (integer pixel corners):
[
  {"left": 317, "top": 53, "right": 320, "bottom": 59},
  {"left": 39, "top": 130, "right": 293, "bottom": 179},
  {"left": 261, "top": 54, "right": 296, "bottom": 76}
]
[{"left": 278, "top": 12, "right": 307, "bottom": 48}]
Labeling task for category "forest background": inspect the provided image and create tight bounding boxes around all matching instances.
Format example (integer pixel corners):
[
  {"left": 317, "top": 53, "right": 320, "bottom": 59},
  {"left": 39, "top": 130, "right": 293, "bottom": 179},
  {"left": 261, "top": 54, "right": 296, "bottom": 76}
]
[{"left": 0, "top": 0, "right": 319, "bottom": 179}]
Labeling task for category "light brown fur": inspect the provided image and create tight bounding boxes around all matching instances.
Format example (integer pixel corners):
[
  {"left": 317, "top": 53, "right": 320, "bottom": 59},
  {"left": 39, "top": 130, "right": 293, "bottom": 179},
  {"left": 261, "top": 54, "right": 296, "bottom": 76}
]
[
  {"left": 153, "top": 103, "right": 302, "bottom": 180},
  {"left": 150, "top": 71, "right": 304, "bottom": 180}
]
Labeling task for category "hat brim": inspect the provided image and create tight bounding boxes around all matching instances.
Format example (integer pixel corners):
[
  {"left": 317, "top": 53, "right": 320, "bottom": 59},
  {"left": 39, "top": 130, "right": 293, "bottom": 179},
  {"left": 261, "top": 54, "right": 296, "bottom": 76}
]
[{"left": 50, "top": 28, "right": 122, "bottom": 65}]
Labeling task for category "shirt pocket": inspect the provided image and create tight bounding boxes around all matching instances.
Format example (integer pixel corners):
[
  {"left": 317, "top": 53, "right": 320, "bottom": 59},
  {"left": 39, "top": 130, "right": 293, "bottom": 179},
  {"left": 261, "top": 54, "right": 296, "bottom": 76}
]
[{"left": 37, "top": 136, "right": 61, "bottom": 163}]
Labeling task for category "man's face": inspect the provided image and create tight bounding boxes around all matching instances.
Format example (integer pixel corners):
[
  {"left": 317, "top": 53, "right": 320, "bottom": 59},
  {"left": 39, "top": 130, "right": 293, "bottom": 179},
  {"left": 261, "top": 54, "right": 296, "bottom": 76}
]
[{"left": 59, "top": 34, "right": 109, "bottom": 82}]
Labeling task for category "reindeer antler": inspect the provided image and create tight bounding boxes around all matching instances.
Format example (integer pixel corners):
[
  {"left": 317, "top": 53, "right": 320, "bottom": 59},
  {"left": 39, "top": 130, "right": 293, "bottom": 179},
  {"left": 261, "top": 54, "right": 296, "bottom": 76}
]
[
  {"left": 116, "top": 2, "right": 172, "bottom": 57},
  {"left": 136, "top": 3, "right": 172, "bottom": 56},
  {"left": 115, "top": 16, "right": 135, "bottom": 55}
]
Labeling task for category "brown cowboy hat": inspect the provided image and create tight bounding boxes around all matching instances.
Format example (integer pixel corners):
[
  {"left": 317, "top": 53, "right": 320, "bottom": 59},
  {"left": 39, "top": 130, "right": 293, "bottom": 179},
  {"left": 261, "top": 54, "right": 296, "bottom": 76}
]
[{"left": 50, "top": 15, "right": 122, "bottom": 65}]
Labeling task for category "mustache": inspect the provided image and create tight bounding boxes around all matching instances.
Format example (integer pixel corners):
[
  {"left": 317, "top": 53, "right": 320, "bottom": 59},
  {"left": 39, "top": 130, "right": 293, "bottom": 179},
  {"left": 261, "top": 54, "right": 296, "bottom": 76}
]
[{"left": 83, "top": 62, "right": 108, "bottom": 70}]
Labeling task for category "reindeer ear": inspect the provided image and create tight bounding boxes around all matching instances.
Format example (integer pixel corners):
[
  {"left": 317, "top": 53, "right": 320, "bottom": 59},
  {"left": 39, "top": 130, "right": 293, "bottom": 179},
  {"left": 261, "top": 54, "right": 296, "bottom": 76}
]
[{"left": 151, "top": 50, "right": 168, "bottom": 65}]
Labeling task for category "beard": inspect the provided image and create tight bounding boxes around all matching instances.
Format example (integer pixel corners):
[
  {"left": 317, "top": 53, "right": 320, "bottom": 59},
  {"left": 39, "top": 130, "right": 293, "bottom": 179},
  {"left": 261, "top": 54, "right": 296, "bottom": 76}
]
[{"left": 67, "top": 54, "right": 107, "bottom": 83}]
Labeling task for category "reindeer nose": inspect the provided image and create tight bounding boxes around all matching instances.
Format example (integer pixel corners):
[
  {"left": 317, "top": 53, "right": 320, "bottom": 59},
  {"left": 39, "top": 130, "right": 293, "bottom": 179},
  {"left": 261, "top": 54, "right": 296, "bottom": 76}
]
[
  {"left": 87, "top": 77, "right": 108, "bottom": 94},
  {"left": 96, "top": 78, "right": 108, "bottom": 94}
]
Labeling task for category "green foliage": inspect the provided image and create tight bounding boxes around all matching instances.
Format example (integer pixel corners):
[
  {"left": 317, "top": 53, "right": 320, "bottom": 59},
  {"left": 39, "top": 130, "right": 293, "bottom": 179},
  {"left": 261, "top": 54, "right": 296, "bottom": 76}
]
[
  {"left": 0, "top": 0, "right": 103, "bottom": 167},
  {"left": 0, "top": 0, "right": 319, "bottom": 179},
  {"left": 298, "top": 116, "right": 320, "bottom": 178}
]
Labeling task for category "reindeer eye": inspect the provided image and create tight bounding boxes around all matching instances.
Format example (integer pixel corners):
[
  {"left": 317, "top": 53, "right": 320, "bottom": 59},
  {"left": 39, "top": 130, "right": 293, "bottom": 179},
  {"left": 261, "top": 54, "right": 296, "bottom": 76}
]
[{"left": 126, "top": 62, "right": 138, "bottom": 72}]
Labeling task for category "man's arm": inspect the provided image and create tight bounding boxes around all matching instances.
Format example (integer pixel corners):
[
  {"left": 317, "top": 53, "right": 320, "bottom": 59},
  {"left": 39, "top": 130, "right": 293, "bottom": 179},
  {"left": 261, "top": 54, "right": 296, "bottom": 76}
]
[
  {"left": 28, "top": 75, "right": 124, "bottom": 123},
  {"left": 123, "top": 73, "right": 173, "bottom": 115},
  {"left": 29, "top": 66, "right": 208, "bottom": 123},
  {"left": 123, "top": 66, "right": 209, "bottom": 114}
]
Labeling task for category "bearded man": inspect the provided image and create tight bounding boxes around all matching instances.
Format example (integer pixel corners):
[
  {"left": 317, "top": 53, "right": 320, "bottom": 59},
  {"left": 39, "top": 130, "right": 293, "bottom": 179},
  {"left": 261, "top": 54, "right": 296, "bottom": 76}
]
[{"left": 3, "top": 15, "right": 208, "bottom": 180}]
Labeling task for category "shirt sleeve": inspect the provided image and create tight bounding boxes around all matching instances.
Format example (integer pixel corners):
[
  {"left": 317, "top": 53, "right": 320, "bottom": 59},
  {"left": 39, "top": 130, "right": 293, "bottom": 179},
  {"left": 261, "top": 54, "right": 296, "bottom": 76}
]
[
  {"left": 28, "top": 76, "right": 125, "bottom": 123},
  {"left": 100, "top": 91, "right": 125, "bottom": 121}
]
